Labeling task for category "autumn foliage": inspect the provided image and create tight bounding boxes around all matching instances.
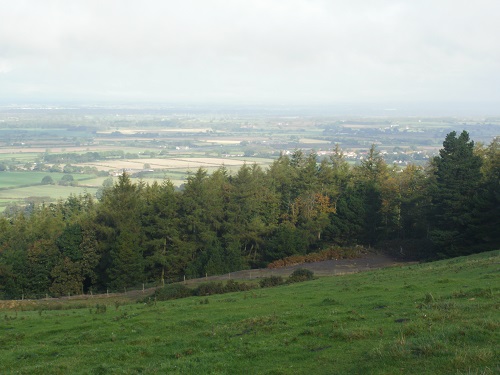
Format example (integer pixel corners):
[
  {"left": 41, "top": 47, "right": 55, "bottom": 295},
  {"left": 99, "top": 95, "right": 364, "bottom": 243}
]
[{"left": 267, "top": 246, "right": 366, "bottom": 269}]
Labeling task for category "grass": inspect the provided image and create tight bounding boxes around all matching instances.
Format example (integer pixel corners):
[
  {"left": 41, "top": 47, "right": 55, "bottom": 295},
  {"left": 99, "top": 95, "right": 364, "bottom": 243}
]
[
  {"left": 0, "top": 250, "right": 498, "bottom": 374},
  {"left": 0, "top": 172, "right": 95, "bottom": 189},
  {"left": 0, "top": 153, "right": 40, "bottom": 162},
  {"left": 0, "top": 176, "right": 99, "bottom": 211}
]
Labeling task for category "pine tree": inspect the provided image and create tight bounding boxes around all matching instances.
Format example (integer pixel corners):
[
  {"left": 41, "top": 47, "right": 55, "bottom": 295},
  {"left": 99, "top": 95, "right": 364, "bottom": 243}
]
[
  {"left": 96, "top": 172, "right": 145, "bottom": 289},
  {"left": 430, "top": 131, "right": 483, "bottom": 256},
  {"left": 356, "top": 144, "right": 388, "bottom": 246},
  {"left": 474, "top": 137, "right": 500, "bottom": 250},
  {"left": 142, "top": 180, "right": 185, "bottom": 283},
  {"left": 226, "top": 163, "right": 278, "bottom": 266},
  {"left": 398, "top": 164, "right": 429, "bottom": 240}
]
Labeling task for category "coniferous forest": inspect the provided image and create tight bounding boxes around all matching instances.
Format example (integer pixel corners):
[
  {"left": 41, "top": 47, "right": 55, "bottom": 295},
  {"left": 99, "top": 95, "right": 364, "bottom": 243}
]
[{"left": 0, "top": 131, "right": 498, "bottom": 299}]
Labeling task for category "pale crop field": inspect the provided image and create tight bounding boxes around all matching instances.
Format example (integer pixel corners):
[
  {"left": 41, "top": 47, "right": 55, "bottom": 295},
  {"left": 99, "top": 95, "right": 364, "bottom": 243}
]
[
  {"left": 95, "top": 128, "right": 214, "bottom": 134},
  {"left": 199, "top": 139, "right": 243, "bottom": 145},
  {"left": 299, "top": 138, "right": 332, "bottom": 144},
  {"left": 75, "top": 157, "right": 268, "bottom": 171},
  {"left": 0, "top": 145, "right": 145, "bottom": 155}
]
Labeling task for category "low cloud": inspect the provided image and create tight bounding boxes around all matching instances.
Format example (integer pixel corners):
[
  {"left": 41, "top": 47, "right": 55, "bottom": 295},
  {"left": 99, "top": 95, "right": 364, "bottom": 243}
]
[{"left": 1, "top": 0, "right": 499, "bottom": 105}]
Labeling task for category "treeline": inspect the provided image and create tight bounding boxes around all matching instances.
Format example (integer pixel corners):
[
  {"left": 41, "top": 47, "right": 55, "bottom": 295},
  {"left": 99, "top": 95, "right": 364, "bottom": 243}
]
[{"left": 0, "top": 131, "right": 498, "bottom": 299}]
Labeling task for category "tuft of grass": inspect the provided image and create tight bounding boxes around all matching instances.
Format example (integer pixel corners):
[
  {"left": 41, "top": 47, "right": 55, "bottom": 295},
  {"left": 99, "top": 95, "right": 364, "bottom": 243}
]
[
  {"left": 424, "top": 292, "right": 435, "bottom": 303},
  {"left": 320, "top": 298, "right": 340, "bottom": 305},
  {"left": 259, "top": 275, "right": 285, "bottom": 288},
  {"left": 329, "top": 327, "right": 378, "bottom": 341}
]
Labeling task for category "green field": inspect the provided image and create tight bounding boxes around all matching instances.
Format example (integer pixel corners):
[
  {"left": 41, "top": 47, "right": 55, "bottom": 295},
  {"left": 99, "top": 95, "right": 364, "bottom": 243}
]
[
  {"left": 0, "top": 185, "right": 100, "bottom": 212},
  {"left": 0, "top": 184, "right": 99, "bottom": 200},
  {"left": 0, "top": 172, "right": 95, "bottom": 189},
  {"left": 0, "top": 153, "right": 40, "bottom": 162},
  {"left": 1, "top": 251, "right": 498, "bottom": 374},
  {"left": 0, "top": 172, "right": 99, "bottom": 210}
]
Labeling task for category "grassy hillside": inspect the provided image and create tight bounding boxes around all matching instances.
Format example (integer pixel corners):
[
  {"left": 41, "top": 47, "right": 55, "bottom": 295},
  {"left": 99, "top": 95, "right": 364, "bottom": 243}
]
[{"left": 1, "top": 251, "right": 498, "bottom": 374}]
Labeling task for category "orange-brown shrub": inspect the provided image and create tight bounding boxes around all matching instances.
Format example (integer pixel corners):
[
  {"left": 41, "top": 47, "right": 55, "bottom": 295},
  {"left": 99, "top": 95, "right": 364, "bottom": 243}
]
[{"left": 267, "top": 246, "right": 366, "bottom": 269}]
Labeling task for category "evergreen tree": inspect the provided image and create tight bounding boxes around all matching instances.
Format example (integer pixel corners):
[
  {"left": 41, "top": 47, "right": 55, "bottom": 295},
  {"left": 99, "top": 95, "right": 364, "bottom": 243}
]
[
  {"left": 142, "top": 180, "right": 185, "bottom": 284},
  {"left": 322, "top": 146, "right": 365, "bottom": 245},
  {"left": 79, "top": 225, "right": 100, "bottom": 291},
  {"left": 474, "top": 137, "right": 500, "bottom": 250},
  {"left": 430, "top": 131, "right": 483, "bottom": 256},
  {"left": 398, "top": 164, "right": 429, "bottom": 240},
  {"left": 226, "top": 163, "right": 278, "bottom": 266},
  {"left": 179, "top": 168, "right": 212, "bottom": 244},
  {"left": 267, "top": 153, "right": 295, "bottom": 215},
  {"left": 356, "top": 144, "right": 388, "bottom": 246},
  {"left": 96, "top": 172, "right": 145, "bottom": 289}
]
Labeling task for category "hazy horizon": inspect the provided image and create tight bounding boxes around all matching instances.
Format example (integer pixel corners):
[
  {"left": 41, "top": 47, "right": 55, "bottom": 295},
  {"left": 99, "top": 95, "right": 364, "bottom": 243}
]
[
  {"left": 1, "top": 1, "right": 499, "bottom": 114},
  {"left": 1, "top": 100, "right": 499, "bottom": 118}
]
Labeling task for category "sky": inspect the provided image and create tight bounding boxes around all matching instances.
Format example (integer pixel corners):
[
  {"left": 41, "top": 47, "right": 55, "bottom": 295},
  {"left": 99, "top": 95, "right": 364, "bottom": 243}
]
[{"left": 0, "top": 0, "right": 499, "bottom": 110}]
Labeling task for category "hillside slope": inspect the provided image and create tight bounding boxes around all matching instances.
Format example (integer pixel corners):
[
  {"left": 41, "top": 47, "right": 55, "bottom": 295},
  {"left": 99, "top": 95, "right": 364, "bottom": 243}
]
[{"left": 1, "top": 250, "right": 498, "bottom": 374}]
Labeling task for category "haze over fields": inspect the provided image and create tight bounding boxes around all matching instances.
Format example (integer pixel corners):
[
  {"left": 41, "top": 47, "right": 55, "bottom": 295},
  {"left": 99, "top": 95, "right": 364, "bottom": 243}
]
[{"left": 0, "top": 1, "right": 499, "bottom": 114}]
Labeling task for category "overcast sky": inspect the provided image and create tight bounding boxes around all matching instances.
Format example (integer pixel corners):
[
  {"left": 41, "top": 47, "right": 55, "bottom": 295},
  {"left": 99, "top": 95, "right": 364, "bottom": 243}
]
[{"left": 0, "top": 0, "right": 499, "bottom": 109}]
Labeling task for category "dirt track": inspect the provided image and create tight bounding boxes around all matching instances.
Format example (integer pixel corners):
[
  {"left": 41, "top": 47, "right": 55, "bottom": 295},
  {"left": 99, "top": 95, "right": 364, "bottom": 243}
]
[{"left": 187, "top": 253, "right": 411, "bottom": 284}]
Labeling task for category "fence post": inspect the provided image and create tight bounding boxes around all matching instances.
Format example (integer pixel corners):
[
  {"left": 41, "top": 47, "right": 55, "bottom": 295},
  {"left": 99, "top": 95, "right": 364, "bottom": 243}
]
[
  {"left": 142, "top": 283, "right": 145, "bottom": 293},
  {"left": 184, "top": 275, "right": 186, "bottom": 284}
]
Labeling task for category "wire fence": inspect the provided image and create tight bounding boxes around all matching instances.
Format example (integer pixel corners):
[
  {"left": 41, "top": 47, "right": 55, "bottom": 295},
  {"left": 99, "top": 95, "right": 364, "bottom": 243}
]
[
  {"left": 5, "top": 267, "right": 281, "bottom": 301},
  {"left": 7, "top": 281, "right": 160, "bottom": 302}
]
